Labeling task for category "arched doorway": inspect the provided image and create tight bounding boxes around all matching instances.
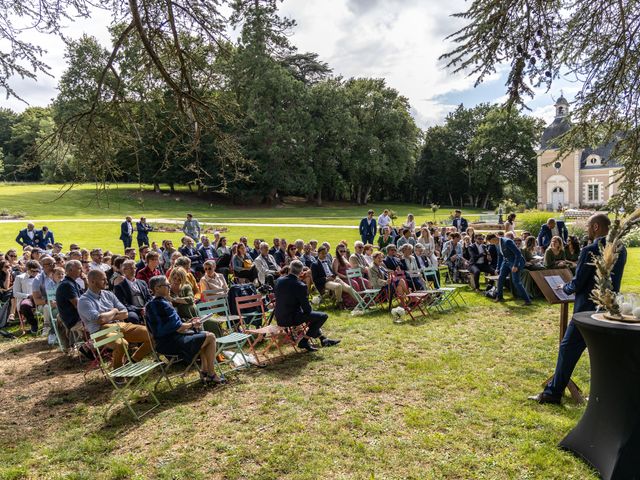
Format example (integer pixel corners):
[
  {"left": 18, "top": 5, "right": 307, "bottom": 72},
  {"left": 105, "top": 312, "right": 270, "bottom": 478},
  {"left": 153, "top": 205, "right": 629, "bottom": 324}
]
[{"left": 552, "top": 186, "right": 565, "bottom": 207}]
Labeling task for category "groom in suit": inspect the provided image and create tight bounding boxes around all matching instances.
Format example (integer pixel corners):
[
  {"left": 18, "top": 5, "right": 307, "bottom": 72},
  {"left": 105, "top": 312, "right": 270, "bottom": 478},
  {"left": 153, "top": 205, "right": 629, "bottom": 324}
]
[
  {"left": 120, "top": 216, "right": 134, "bottom": 250},
  {"left": 531, "top": 213, "right": 627, "bottom": 404},
  {"left": 537, "top": 218, "right": 568, "bottom": 250},
  {"left": 487, "top": 233, "right": 531, "bottom": 305},
  {"left": 359, "top": 210, "right": 377, "bottom": 244},
  {"left": 15, "top": 223, "right": 42, "bottom": 248}
]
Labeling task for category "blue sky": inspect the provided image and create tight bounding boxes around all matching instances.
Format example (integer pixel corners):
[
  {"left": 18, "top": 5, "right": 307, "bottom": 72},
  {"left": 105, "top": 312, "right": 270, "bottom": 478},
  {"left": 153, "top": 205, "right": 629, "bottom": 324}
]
[{"left": 3, "top": 0, "right": 574, "bottom": 128}]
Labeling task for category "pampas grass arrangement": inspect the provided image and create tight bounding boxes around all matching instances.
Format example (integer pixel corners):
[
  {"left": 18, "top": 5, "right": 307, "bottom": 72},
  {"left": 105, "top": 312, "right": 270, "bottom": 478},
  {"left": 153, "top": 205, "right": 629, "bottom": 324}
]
[{"left": 591, "top": 208, "right": 640, "bottom": 318}]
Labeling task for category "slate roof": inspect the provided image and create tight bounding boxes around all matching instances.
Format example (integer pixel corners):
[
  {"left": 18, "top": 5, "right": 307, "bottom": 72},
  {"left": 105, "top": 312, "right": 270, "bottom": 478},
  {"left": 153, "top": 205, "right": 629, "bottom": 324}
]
[
  {"left": 540, "top": 117, "right": 571, "bottom": 149},
  {"left": 580, "top": 139, "right": 621, "bottom": 168}
]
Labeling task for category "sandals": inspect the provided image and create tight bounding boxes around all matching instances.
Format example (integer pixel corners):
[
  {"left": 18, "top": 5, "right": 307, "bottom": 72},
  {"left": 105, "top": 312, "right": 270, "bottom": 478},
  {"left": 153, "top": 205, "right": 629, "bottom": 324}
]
[{"left": 199, "top": 371, "right": 226, "bottom": 386}]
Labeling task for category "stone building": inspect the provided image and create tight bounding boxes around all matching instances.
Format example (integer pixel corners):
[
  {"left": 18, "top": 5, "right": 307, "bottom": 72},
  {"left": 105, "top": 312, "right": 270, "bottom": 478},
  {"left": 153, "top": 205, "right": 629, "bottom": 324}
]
[{"left": 536, "top": 96, "right": 621, "bottom": 210}]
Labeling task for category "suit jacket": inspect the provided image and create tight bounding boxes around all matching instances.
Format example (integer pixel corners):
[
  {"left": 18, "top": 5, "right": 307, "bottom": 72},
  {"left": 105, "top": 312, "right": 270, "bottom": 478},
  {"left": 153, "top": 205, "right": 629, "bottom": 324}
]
[
  {"left": 136, "top": 222, "right": 153, "bottom": 242},
  {"left": 254, "top": 254, "right": 279, "bottom": 284},
  {"left": 383, "top": 255, "right": 401, "bottom": 271},
  {"left": 15, "top": 229, "right": 41, "bottom": 247},
  {"left": 301, "top": 253, "right": 317, "bottom": 268},
  {"left": 311, "top": 259, "right": 334, "bottom": 292},
  {"left": 468, "top": 243, "right": 490, "bottom": 268},
  {"left": 273, "top": 249, "right": 287, "bottom": 267},
  {"left": 452, "top": 217, "right": 468, "bottom": 232},
  {"left": 274, "top": 274, "right": 312, "bottom": 327},
  {"left": 537, "top": 221, "right": 568, "bottom": 249},
  {"left": 114, "top": 278, "right": 152, "bottom": 312},
  {"left": 120, "top": 221, "right": 133, "bottom": 241},
  {"left": 497, "top": 237, "right": 526, "bottom": 270},
  {"left": 179, "top": 245, "right": 201, "bottom": 267},
  {"left": 41, "top": 231, "right": 54, "bottom": 247},
  {"left": 487, "top": 244, "right": 498, "bottom": 270},
  {"left": 563, "top": 238, "right": 626, "bottom": 312},
  {"left": 441, "top": 241, "right": 463, "bottom": 262},
  {"left": 359, "top": 217, "right": 377, "bottom": 238},
  {"left": 198, "top": 245, "right": 218, "bottom": 263}
]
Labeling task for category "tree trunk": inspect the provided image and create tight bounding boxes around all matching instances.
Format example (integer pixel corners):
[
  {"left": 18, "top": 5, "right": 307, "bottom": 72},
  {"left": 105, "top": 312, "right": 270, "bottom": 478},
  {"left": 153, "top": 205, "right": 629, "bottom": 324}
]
[
  {"left": 188, "top": 183, "right": 194, "bottom": 193},
  {"left": 356, "top": 185, "right": 362, "bottom": 205},
  {"left": 363, "top": 185, "right": 372, "bottom": 205},
  {"left": 153, "top": 182, "right": 161, "bottom": 193},
  {"left": 482, "top": 194, "right": 489, "bottom": 209},
  {"left": 316, "top": 189, "right": 323, "bottom": 206},
  {"left": 169, "top": 182, "right": 175, "bottom": 193}
]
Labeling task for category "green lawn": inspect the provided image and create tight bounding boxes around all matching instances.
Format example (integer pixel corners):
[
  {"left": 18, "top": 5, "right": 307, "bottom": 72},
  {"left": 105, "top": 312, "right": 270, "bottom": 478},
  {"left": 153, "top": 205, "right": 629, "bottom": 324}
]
[{"left": 0, "top": 183, "right": 637, "bottom": 479}]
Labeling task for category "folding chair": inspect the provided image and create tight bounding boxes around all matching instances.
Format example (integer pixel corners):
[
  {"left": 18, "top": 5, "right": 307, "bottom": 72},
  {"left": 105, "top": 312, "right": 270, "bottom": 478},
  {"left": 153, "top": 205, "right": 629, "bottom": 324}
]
[
  {"left": 236, "top": 294, "right": 288, "bottom": 365},
  {"left": 45, "top": 286, "right": 64, "bottom": 352},
  {"left": 421, "top": 267, "right": 440, "bottom": 289},
  {"left": 438, "top": 264, "right": 451, "bottom": 285},
  {"left": 90, "top": 324, "right": 164, "bottom": 420},
  {"left": 197, "top": 297, "right": 239, "bottom": 334},
  {"left": 346, "top": 268, "right": 383, "bottom": 311},
  {"left": 143, "top": 315, "right": 199, "bottom": 390}
]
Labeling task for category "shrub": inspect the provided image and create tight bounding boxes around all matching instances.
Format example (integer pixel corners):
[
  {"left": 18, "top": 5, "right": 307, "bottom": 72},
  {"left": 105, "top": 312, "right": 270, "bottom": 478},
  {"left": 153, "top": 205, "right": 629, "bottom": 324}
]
[
  {"left": 623, "top": 228, "right": 640, "bottom": 247},
  {"left": 568, "top": 220, "right": 588, "bottom": 240},
  {"left": 519, "top": 211, "right": 555, "bottom": 237},
  {"left": 496, "top": 198, "right": 518, "bottom": 215}
]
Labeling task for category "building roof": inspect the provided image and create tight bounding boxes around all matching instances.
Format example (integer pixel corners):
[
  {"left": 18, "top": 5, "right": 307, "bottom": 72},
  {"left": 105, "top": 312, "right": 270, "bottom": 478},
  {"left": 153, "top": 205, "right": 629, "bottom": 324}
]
[
  {"left": 540, "top": 117, "right": 571, "bottom": 149},
  {"left": 580, "top": 139, "right": 621, "bottom": 169}
]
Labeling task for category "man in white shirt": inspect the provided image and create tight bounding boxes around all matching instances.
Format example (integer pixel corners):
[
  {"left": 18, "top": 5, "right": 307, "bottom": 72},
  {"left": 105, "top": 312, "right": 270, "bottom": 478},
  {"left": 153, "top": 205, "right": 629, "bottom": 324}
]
[
  {"left": 13, "top": 260, "right": 41, "bottom": 333},
  {"left": 377, "top": 209, "right": 391, "bottom": 235},
  {"left": 89, "top": 249, "right": 110, "bottom": 273}
]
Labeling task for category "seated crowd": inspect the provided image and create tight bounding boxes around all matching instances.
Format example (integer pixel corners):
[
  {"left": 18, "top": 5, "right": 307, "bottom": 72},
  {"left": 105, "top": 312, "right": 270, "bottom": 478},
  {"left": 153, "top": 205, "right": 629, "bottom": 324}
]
[{"left": 0, "top": 212, "right": 581, "bottom": 381}]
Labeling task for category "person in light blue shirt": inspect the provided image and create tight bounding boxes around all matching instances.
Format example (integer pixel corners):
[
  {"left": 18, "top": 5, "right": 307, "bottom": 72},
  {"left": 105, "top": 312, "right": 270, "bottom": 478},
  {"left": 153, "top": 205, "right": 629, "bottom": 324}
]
[
  {"left": 182, "top": 213, "right": 201, "bottom": 241},
  {"left": 78, "top": 270, "right": 151, "bottom": 369}
]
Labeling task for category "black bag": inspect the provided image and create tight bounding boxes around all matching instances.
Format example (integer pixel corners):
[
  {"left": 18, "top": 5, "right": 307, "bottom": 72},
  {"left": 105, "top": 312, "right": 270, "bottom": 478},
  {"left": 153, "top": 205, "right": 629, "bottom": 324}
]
[
  {"left": 227, "top": 283, "right": 263, "bottom": 327},
  {"left": 484, "top": 286, "right": 497, "bottom": 299}
]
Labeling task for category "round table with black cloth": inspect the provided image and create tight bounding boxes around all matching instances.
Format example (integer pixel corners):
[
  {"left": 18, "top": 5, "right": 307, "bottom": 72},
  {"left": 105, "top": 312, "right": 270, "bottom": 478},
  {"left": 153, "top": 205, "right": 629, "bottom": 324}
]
[{"left": 559, "top": 312, "right": 640, "bottom": 480}]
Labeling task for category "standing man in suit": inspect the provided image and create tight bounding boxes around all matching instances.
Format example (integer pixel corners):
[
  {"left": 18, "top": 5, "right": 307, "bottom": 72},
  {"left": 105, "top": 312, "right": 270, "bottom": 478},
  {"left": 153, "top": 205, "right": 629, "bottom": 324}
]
[
  {"left": 537, "top": 218, "right": 568, "bottom": 251},
  {"left": 487, "top": 233, "right": 531, "bottom": 305},
  {"left": 467, "top": 234, "right": 494, "bottom": 291},
  {"left": 120, "top": 216, "right": 134, "bottom": 251},
  {"left": 182, "top": 213, "right": 201, "bottom": 241},
  {"left": 451, "top": 210, "right": 468, "bottom": 233},
  {"left": 359, "top": 209, "right": 377, "bottom": 245},
  {"left": 15, "top": 223, "right": 41, "bottom": 248},
  {"left": 114, "top": 260, "right": 153, "bottom": 324},
  {"left": 136, "top": 217, "right": 153, "bottom": 247},
  {"left": 531, "top": 214, "right": 626, "bottom": 404},
  {"left": 40, "top": 226, "right": 54, "bottom": 248},
  {"left": 275, "top": 260, "right": 340, "bottom": 352}
]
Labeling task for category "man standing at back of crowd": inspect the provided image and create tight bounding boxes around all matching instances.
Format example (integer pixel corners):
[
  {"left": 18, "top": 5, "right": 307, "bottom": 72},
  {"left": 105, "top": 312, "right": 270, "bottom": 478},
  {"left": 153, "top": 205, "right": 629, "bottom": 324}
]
[
  {"left": 451, "top": 210, "right": 468, "bottom": 233},
  {"left": 182, "top": 213, "right": 201, "bottom": 241},
  {"left": 119, "top": 216, "right": 134, "bottom": 251},
  {"left": 16, "top": 223, "right": 41, "bottom": 248},
  {"left": 359, "top": 210, "right": 377, "bottom": 245},
  {"left": 377, "top": 209, "right": 391, "bottom": 236},
  {"left": 136, "top": 217, "right": 153, "bottom": 247}
]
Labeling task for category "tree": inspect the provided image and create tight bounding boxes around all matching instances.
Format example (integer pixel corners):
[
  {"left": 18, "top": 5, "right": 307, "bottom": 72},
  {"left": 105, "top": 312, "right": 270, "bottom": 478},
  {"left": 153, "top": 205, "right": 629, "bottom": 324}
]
[{"left": 442, "top": 0, "right": 640, "bottom": 208}]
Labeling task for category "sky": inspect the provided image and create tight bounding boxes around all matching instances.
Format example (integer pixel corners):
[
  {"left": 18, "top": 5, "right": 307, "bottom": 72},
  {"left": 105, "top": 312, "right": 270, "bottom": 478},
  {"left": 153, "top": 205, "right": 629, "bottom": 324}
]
[{"left": 2, "top": 0, "right": 578, "bottom": 128}]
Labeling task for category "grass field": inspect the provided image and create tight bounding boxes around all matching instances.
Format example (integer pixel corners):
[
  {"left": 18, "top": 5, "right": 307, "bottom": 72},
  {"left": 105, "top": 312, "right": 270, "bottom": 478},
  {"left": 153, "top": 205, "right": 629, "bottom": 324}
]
[{"left": 0, "top": 183, "right": 638, "bottom": 479}]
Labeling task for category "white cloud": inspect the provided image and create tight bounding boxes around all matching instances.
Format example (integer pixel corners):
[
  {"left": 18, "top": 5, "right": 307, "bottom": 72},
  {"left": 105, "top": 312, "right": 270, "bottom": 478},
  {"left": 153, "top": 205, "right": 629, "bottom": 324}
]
[{"left": 4, "top": 0, "right": 544, "bottom": 130}]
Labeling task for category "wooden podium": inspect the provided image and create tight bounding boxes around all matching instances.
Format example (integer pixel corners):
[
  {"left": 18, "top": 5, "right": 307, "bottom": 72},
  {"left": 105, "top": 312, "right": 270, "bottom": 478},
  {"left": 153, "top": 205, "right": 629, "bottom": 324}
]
[{"left": 529, "top": 268, "right": 585, "bottom": 404}]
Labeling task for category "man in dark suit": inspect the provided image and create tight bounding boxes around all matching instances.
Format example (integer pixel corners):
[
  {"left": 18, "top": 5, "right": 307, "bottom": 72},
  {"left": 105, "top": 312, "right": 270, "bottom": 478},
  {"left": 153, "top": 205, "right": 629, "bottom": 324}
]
[
  {"left": 537, "top": 218, "right": 568, "bottom": 250},
  {"left": 531, "top": 214, "right": 627, "bottom": 404},
  {"left": 40, "top": 226, "right": 54, "bottom": 248},
  {"left": 359, "top": 209, "right": 377, "bottom": 244},
  {"left": 451, "top": 210, "right": 468, "bottom": 233},
  {"left": 383, "top": 245, "right": 402, "bottom": 271},
  {"left": 15, "top": 223, "right": 41, "bottom": 248},
  {"left": 198, "top": 235, "right": 218, "bottom": 264},
  {"left": 467, "top": 234, "right": 494, "bottom": 291},
  {"left": 120, "top": 216, "right": 134, "bottom": 250},
  {"left": 487, "top": 233, "right": 531, "bottom": 305},
  {"left": 274, "top": 260, "right": 339, "bottom": 352},
  {"left": 114, "top": 260, "right": 153, "bottom": 324},
  {"left": 136, "top": 217, "right": 153, "bottom": 247}
]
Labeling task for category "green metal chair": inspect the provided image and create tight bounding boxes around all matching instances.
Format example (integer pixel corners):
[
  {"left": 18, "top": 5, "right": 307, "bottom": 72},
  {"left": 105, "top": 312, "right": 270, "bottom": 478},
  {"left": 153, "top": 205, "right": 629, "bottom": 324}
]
[
  {"left": 90, "top": 324, "right": 165, "bottom": 420},
  {"left": 346, "top": 267, "right": 383, "bottom": 311},
  {"left": 45, "top": 286, "right": 65, "bottom": 352}
]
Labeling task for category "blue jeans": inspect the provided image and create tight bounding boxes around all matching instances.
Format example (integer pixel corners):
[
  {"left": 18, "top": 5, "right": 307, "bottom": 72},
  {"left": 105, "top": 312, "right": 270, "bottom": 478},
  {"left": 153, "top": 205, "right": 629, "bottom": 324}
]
[
  {"left": 496, "top": 263, "right": 531, "bottom": 302},
  {"left": 543, "top": 320, "right": 586, "bottom": 399}
]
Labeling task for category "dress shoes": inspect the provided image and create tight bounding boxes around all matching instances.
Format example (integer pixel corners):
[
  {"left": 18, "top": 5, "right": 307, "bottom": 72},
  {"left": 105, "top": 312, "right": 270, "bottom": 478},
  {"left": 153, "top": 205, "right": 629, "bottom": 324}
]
[
  {"left": 528, "top": 392, "right": 561, "bottom": 405},
  {"left": 297, "top": 339, "right": 318, "bottom": 352},
  {"left": 493, "top": 297, "right": 504, "bottom": 303},
  {"left": 321, "top": 338, "right": 341, "bottom": 347}
]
